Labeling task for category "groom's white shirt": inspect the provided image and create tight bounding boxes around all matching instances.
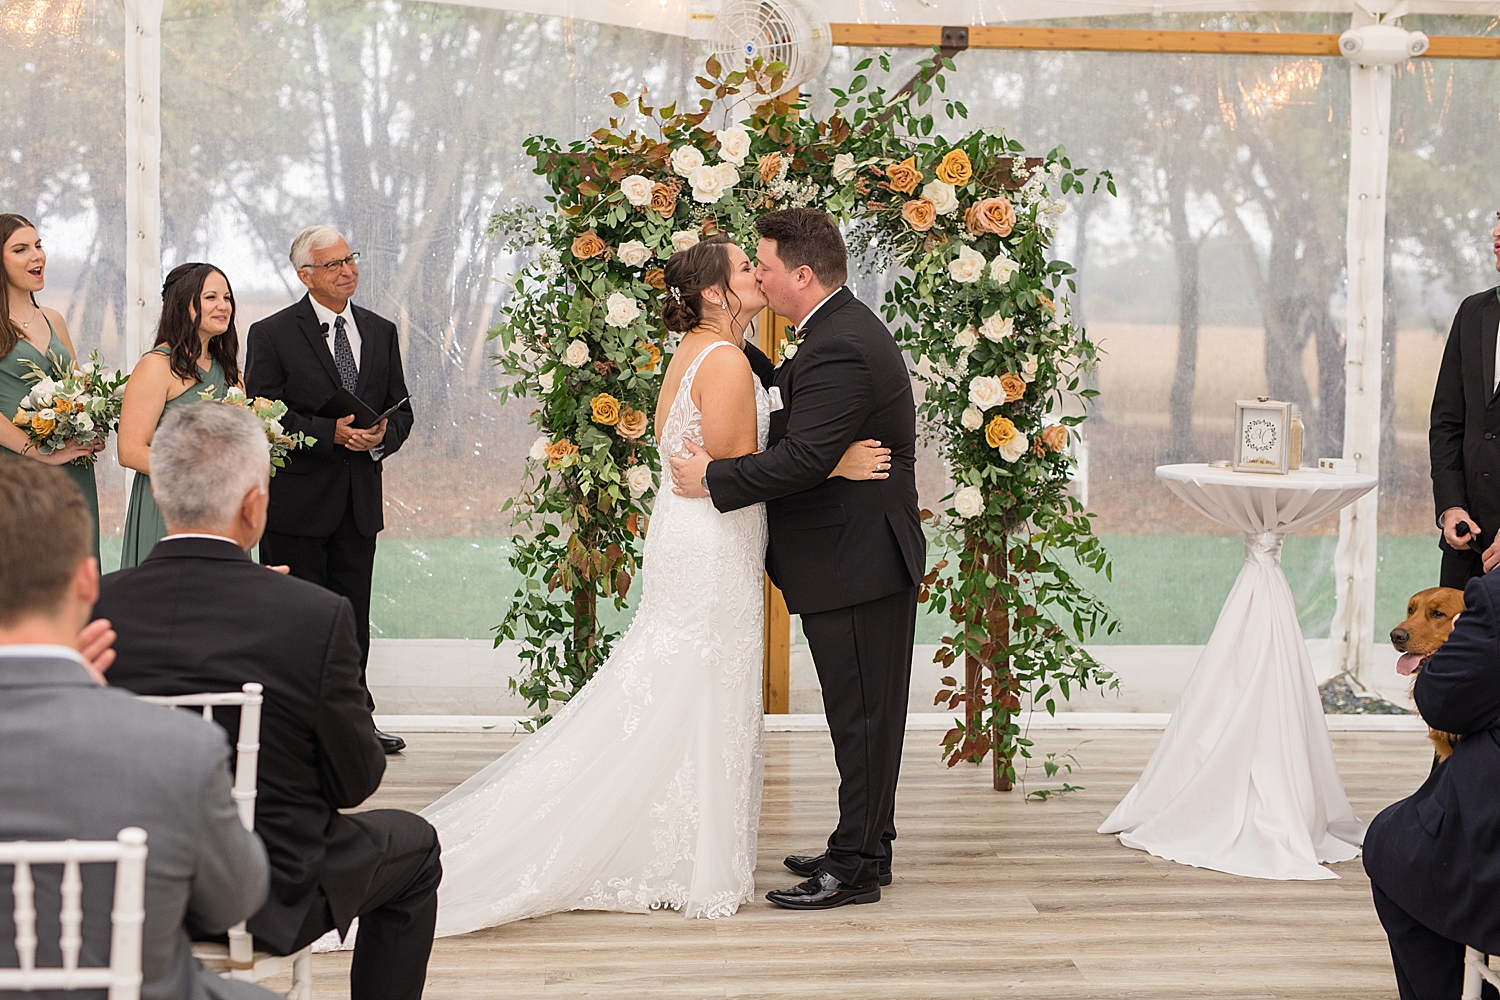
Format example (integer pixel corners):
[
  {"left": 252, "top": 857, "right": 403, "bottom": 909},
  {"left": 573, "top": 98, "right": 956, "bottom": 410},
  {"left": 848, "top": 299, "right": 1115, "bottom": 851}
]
[{"left": 794, "top": 287, "right": 844, "bottom": 330}]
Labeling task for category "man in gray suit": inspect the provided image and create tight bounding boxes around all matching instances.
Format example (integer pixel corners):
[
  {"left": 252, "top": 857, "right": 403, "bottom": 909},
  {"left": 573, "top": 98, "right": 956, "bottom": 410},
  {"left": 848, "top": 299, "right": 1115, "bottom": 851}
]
[{"left": 0, "top": 456, "right": 277, "bottom": 1000}]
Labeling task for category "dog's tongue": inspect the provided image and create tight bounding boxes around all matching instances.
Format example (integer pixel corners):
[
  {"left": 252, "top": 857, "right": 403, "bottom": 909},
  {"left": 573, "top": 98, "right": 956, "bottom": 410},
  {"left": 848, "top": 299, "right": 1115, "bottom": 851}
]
[{"left": 1396, "top": 652, "right": 1424, "bottom": 676}]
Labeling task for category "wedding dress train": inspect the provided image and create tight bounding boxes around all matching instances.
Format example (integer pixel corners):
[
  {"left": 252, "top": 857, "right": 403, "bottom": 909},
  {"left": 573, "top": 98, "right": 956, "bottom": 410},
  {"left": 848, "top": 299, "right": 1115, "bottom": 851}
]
[{"left": 422, "top": 340, "right": 771, "bottom": 935}]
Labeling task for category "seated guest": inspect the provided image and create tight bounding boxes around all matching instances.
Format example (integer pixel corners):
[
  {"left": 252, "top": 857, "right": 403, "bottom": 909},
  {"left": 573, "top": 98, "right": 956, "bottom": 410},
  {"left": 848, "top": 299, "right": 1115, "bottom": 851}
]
[
  {"left": 96, "top": 402, "right": 440, "bottom": 1000},
  {"left": 0, "top": 456, "right": 277, "bottom": 1000},
  {"left": 1365, "top": 570, "right": 1500, "bottom": 1000}
]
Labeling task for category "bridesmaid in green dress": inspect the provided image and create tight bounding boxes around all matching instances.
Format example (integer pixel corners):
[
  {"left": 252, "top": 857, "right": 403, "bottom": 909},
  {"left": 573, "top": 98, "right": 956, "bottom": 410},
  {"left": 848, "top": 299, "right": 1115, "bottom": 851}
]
[
  {"left": 117, "top": 262, "right": 243, "bottom": 568},
  {"left": 0, "top": 214, "right": 103, "bottom": 557}
]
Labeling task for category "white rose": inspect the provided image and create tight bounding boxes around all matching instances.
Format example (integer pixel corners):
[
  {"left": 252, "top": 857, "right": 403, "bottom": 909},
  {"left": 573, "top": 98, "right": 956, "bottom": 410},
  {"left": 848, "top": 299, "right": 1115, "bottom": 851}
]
[
  {"left": 563, "top": 339, "right": 590, "bottom": 367},
  {"left": 967, "top": 375, "right": 1005, "bottom": 410},
  {"left": 981, "top": 313, "right": 1014, "bottom": 343},
  {"left": 948, "top": 245, "right": 986, "bottom": 284},
  {"left": 605, "top": 291, "right": 642, "bottom": 328},
  {"left": 528, "top": 435, "right": 550, "bottom": 462},
  {"left": 832, "top": 153, "right": 857, "bottom": 182},
  {"left": 689, "top": 164, "right": 726, "bottom": 204},
  {"left": 990, "top": 254, "right": 1020, "bottom": 284},
  {"left": 923, "top": 180, "right": 958, "bottom": 216},
  {"left": 1020, "top": 354, "right": 1040, "bottom": 383},
  {"left": 538, "top": 370, "right": 555, "bottom": 393},
  {"left": 671, "top": 230, "right": 700, "bottom": 253},
  {"left": 716, "top": 127, "right": 750, "bottom": 166},
  {"left": 953, "top": 325, "right": 978, "bottom": 350},
  {"left": 74, "top": 413, "right": 94, "bottom": 433},
  {"left": 714, "top": 162, "right": 740, "bottom": 189},
  {"left": 999, "top": 434, "right": 1030, "bottom": 463},
  {"left": 960, "top": 406, "right": 984, "bottom": 431},
  {"left": 620, "top": 174, "right": 653, "bottom": 207},
  {"left": 626, "top": 464, "right": 655, "bottom": 499},
  {"left": 617, "top": 240, "right": 651, "bottom": 267},
  {"left": 670, "top": 145, "right": 705, "bottom": 177},
  {"left": 952, "top": 484, "right": 984, "bottom": 519},
  {"left": 782, "top": 342, "right": 798, "bottom": 360}
]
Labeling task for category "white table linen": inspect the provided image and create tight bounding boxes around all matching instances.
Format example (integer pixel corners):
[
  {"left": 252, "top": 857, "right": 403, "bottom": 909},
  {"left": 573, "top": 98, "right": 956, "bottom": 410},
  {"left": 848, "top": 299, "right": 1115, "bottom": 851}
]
[{"left": 1098, "top": 464, "right": 1378, "bottom": 880}]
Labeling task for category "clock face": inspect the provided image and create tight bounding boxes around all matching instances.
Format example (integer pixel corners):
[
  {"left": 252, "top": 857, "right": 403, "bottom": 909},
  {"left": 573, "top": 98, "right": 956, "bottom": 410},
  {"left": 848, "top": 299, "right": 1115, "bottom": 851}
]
[{"left": 1244, "top": 418, "right": 1278, "bottom": 453}]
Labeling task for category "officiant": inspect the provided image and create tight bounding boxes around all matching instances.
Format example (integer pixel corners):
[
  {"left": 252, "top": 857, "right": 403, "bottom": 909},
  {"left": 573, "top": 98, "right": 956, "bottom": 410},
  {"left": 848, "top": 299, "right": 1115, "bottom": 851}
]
[{"left": 245, "top": 225, "right": 414, "bottom": 755}]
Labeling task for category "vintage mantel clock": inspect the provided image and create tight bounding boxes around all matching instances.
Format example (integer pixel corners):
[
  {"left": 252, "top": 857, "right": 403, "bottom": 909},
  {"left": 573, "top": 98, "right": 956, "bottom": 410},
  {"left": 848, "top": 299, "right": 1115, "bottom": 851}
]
[{"left": 1234, "top": 398, "right": 1293, "bottom": 475}]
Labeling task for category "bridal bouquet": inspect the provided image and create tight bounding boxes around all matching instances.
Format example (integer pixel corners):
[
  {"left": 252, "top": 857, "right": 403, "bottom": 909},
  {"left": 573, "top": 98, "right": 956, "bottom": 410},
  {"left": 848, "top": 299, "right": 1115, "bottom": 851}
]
[
  {"left": 10, "top": 349, "right": 127, "bottom": 467},
  {"left": 211, "top": 387, "right": 315, "bottom": 475}
]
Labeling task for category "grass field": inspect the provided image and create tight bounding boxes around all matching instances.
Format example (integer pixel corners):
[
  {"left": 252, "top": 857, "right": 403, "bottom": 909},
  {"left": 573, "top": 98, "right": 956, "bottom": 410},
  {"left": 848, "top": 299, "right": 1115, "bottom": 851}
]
[{"left": 153, "top": 533, "right": 1427, "bottom": 646}]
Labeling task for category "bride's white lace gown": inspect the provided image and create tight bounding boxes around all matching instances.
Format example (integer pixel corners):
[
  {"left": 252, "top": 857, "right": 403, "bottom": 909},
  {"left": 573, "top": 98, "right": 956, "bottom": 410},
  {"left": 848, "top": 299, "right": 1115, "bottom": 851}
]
[{"left": 422, "top": 340, "right": 770, "bottom": 936}]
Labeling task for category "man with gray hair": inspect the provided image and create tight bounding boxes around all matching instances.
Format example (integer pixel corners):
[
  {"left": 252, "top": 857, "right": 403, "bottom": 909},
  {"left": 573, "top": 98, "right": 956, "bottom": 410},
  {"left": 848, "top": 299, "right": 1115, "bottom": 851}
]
[
  {"left": 96, "top": 402, "right": 440, "bottom": 1000},
  {"left": 245, "top": 225, "right": 414, "bottom": 754}
]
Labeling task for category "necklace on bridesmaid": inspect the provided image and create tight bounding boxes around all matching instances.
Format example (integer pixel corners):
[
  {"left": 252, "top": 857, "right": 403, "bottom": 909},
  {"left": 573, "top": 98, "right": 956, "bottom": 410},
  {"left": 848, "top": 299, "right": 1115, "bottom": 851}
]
[{"left": 19, "top": 303, "right": 39, "bottom": 329}]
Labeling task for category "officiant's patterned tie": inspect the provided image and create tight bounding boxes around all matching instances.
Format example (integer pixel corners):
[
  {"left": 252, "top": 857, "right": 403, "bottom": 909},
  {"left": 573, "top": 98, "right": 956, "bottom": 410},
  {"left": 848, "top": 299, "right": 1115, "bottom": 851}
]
[{"left": 332, "top": 315, "right": 358, "bottom": 392}]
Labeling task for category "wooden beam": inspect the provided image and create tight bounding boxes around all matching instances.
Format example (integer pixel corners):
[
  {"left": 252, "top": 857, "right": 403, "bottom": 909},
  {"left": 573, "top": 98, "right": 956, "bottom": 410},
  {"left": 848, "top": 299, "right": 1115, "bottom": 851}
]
[
  {"left": 829, "top": 23, "right": 1500, "bottom": 59},
  {"left": 757, "top": 306, "right": 793, "bottom": 715}
]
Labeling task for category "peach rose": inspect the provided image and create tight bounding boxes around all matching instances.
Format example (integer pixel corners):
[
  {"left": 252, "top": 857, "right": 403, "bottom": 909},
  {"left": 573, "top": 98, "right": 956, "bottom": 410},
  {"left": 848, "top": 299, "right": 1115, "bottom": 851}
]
[
  {"left": 590, "top": 393, "right": 621, "bottom": 425},
  {"left": 901, "top": 198, "right": 937, "bottom": 232},
  {"left": 635, "top": 343, "right": 663, "bottom": 372},
  {"left": 886, "top": 156, "right": 921, "bottom": 195},
  {"left": 1041, "top": 424, "right": 1069, "bottom": 453},
  {"left": 965, "top": 197, "right": 1016, "bottom": 237},
  {"left": 545, "top": 439, "right": 579, "bottom": 468},
  {"left": 571, "top": 231, "right": 606, "bottom": 259},
  {"left": 616, "top": 405, "right": 649, "bottom": 440},
  {"left": 649, "top": 183, "right": 677, "bottom": 217},
  {"left": 11, "top": 409, "right": 28, "bottom": 427},
  {"left": 759, "top": 152, "right": 783, "bottom": 186},
  {"left": 999, "top": 373, "right": 1027, "bottom": 403},
  {"left": 935, "top": 149, "right": 973, "bottom": 186},
  {"left": 985, "top": 414, "right": 1017, "bottom": 450},
  {"left": 644, "top": 268, "right": 666, "bottom": 290}
]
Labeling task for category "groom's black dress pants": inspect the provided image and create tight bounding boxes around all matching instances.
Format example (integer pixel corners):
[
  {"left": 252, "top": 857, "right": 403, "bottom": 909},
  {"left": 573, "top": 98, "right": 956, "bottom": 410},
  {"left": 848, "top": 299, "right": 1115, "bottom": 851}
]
[
  {"left": 1372, "top": 883, "right": 1499, "bottom": 1000},
  {"left": 801, "top": 584, "right": 919, "bottom": 887}
]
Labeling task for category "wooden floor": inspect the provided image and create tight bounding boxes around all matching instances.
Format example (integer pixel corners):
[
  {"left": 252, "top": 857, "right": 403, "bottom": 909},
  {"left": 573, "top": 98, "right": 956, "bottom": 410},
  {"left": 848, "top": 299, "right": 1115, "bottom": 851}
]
[{"left": 285, "top": 725, "right": 1433, "bottom": 999}]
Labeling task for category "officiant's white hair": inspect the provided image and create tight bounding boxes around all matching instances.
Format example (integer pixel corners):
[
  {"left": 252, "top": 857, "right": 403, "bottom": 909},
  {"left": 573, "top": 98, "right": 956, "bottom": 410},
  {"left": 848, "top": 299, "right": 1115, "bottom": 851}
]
[
  {"left": 151, "top": 402, "right": 270, "bottom": 531},
  {"left": 289, "top": 225, "right": 345, "bottom": 269}
]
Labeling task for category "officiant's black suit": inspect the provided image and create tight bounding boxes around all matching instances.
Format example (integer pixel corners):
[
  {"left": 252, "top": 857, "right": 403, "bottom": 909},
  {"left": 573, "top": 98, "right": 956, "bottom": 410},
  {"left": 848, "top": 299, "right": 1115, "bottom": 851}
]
[
  {"left": 710, "top": 286, "right": 925, "bottom": 887},
  {"left": 1430, "top": 286, "right": 1500, "bottom": 587},
  {"left": 95, "top": 537, "right": 440, "bottom": 999},
  {"left": 1364, "top": 567, "right": 1500, "bottom": 999},
  {"left": 244, "top": 294, "right": 414, "bottom": 682}
]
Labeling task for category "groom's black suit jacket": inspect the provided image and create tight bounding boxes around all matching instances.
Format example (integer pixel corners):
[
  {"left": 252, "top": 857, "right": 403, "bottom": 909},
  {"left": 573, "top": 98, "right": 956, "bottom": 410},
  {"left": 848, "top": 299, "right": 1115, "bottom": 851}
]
[
  {"left": 245, "top": 294, "right": 414, "bottom": 538},
  {"left": 94, "top": 537, "right": 388, "bottom": 955},
  {"left": 708, "top": 287, "right": 925, "bottom": 615}
]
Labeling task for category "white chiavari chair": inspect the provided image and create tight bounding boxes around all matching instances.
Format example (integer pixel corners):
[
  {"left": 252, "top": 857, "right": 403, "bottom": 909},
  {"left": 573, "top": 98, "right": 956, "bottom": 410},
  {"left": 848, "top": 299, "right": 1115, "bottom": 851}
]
[
  {"left": 0, "top": 827, "right": 148, "bottom": 999},
  {"left": 1464, "top": 947, "right": 1500, "bottom": 999},
  {"left": 138, "top": 682, "right": 312, "bottom": 1000}
]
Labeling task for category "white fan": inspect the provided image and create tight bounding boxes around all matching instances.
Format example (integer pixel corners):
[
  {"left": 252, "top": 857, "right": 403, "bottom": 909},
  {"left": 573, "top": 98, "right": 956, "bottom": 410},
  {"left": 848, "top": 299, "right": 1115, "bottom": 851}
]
[{"left": 709, "top": 0, "right": 832, "bottom": 98}]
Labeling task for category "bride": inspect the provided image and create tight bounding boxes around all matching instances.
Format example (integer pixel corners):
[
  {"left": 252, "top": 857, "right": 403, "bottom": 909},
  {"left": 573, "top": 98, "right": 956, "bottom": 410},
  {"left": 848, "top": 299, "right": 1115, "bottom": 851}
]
[{"left": 419, "top": 237, "right": 890, "bottom": 935}]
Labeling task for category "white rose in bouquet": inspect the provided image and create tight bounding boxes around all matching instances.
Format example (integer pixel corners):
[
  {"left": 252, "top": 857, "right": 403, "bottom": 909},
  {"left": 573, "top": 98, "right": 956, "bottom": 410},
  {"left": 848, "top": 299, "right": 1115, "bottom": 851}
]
[
  {"left": 833, "top": 153, "right": 857, "bottom": 182},
  {"left": 266, "top": 418, "right": 284, "bottom": 437},
  {"left": 960, "top": 406, "right": 984, "bottom": 431},
  {"left": 563, "top": 339, "right": 590, "bottom": 367},
  {"left": 620, "top": 174, "right": 653, "bottom": 207},
  {"left": 617, "top": 240, "right": 651, "bottom": 267},
  {"left": 922, "top": 180, "right": 959, "bottom": 216},
  {"left": 981, "top": 313, "right": 1014, "bottom": 343},
  {"left": 952, "top": 484, "right": 984, "bottom": 519},
  {"left": 74, "top": 413, "right": 94, "bottom": 434},
  {"left": 967, "top": 375, "right": 1005, "bottom": 411},
  {"left": 999, "top": 433, "right": 1030, "bottom": 463},
  {"left": 605, "top": 291, "right": 642, "bottom": 328},
  {"left": 529, "top": 435, "right": 550, "bottom": 462},
  {"left": 671, "top": 230, "right": 700, "bottom": 252},
  {"left": 538, "top": 370, "right": 555, "bottom": 393},
  {"left": 626, "top": 464, "right": 655, "bottom": 499},
  {"left": 990, "top": 254, "right": 1020, "bottom": 283},
  {"left": 714, "top": 162, "right": 740, "bottom": 189},
  {"left": 1020, "top": 354, "right": 1040, "bottom": 382},
  {"left": 716, "top": 127, "right": 751, "bottom": 166},
  {"left": 689, "top": 165, "right": 727, "bottom": 204},
  {"left": 670, "top": 145, "right": 705, "bottom": 177},
  {"left": 953, "top": 325, "right": 978, "bottom": 350},
  {"left": 948, "top": 246, "right": 986, "bottom": 284}
]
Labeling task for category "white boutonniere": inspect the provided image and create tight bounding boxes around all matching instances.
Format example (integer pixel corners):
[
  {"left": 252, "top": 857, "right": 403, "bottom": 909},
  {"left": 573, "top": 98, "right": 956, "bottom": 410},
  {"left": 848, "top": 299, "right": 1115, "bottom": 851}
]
[{"left": 779, "top": 333, "right": 802, "bottom": 364}]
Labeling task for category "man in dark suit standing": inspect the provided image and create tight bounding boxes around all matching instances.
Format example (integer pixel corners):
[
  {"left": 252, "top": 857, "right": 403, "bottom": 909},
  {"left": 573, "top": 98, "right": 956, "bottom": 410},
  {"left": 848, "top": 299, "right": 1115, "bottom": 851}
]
[
  {"left": 1430, "top": 206, "right": 1500, "bottom": 588},
  {"left": 95, "top": 402, "right": 440, "bottom": 1000},
  {"left": 1364, "top": 568, "right": 1500, "bottom": 1000},
  {"left": 670, "top": 208, "right": 925, "bottom": 910},
  {"left": 245, "top": 225, "right": 413, "bottom": 753}
]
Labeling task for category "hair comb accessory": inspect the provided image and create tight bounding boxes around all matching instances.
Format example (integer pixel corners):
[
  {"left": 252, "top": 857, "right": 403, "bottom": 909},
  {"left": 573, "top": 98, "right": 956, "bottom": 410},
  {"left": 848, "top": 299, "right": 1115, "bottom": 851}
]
[{"left": 669, "top": 286, "right": 682, "bottom": 302}]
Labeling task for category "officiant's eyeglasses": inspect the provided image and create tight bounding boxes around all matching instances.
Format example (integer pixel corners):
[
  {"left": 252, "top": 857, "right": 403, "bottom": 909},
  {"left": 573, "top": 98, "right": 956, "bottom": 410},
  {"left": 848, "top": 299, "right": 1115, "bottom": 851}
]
[{"left": 301, "top": 253, "right": 360, "bottom": 273}]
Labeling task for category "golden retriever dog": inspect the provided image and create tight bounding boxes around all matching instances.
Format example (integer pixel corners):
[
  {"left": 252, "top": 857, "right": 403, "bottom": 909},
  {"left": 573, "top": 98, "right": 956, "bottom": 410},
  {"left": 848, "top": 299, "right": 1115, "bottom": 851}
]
[{"left": 1389, "top": 586, "right": 1466, "bottom": 761}]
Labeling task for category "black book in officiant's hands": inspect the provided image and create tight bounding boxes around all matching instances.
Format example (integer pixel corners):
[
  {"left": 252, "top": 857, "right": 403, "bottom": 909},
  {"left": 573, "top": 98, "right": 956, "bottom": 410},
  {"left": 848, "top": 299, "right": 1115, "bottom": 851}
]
[{"left": 315, "top": 387, "right": 411, "bottom": 430}]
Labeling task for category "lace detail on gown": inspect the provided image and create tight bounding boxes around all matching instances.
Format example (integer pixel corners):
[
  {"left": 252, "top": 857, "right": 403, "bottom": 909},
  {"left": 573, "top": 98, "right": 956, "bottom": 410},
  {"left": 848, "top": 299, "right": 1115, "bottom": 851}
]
[{"left": 422, "top": 339, "right": 770, "bottom": 934}]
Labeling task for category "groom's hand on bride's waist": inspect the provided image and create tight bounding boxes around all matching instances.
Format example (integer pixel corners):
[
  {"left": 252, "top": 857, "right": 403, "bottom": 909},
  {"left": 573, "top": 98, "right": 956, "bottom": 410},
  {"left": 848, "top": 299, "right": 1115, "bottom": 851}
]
[{"left": 670, "top": 438, "right": 712, "bottom": 498}]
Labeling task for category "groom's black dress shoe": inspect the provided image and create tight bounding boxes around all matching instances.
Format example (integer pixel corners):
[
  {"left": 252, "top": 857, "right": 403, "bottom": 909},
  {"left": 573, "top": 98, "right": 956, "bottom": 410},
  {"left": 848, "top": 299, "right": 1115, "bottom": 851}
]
[
  {"left": 374, "top": 728, "right": 406, "bottom": 754},
  {"left": 765, "top": 871, "right": 881, "bottom": 910},
  {"left": 784, "top": 853, "right": 892, "bottom": 886}
]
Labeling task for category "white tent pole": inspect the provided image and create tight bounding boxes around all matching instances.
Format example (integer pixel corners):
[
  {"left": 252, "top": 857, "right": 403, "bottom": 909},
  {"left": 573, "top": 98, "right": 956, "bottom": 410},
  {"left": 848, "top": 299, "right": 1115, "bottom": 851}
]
[
  {"left": 123, "top": 0, "right": 163, "bottom": 369},
  {"left": 1331, "top": 7, "right": 1395, "bottom": 695}
]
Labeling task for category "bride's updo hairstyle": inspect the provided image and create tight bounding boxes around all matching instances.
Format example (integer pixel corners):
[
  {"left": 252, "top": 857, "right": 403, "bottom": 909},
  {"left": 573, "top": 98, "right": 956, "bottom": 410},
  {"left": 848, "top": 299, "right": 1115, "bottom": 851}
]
[{"left": 661, "top": 236, "right": 738, "bottom": 333}]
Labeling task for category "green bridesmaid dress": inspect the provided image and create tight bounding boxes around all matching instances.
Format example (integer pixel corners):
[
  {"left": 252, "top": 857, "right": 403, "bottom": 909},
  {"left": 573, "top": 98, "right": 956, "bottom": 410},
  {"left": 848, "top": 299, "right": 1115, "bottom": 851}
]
[
  {"left": 119, "top": 347, "right": 228, "bottom": 569},
  {"left": 0, "top": 319, "right": 101, "bottom": 557}
]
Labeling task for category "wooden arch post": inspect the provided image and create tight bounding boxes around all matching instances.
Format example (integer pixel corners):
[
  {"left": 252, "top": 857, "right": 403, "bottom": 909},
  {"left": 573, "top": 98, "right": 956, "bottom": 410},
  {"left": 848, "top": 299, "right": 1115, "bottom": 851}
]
[{"left": 758, "top": 307, "right": 792, "bottom": 714}]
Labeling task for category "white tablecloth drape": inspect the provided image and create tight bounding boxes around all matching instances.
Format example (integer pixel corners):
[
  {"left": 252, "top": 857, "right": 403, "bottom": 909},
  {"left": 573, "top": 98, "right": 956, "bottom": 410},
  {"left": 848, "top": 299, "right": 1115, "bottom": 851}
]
[{"left": 1098, "top": 464, "right": 1379, "bottom": 881}]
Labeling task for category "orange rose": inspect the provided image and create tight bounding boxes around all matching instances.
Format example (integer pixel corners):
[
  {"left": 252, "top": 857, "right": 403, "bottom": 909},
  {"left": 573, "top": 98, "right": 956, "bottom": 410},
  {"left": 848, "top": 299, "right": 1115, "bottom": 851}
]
[
  {"left": 12, "top": 409, "right": 29, "bottom": 426},
  {"left": 901, "top": 198, "right": 937, "bottom": 232},
  {"left": 571, "top": 231, "right": 606, "bottom": 259},
  {"left": 616, "top": 405, "right": 649, "bottom": 440},
  {"left": 53, "top": 398, "right": 75, "bottom": 415},
  {"left": 649, "top": 183, "right": 677, "bottom": 217},
  {"left": 644, "top": 268, "right": 666, "bottom": 290},
  {"left": 965, "top": 197, "right": 1016, "bottom": 237},
  {"left": 635, "top": 343, "right": 663, "bottom": 372},
  {"left": 590, "top": 393, "right": 621, "bottom": 425},
  {"left": 984, "top": 414, "right": 1017, "bottom": 450},
  {"left": 1041, "top": 424, "right": 1068, "bottom": 453},
  {"left": 935, "top": 149, "right": 973, "bottom": 186},
  {"left": 999, "top": 373, "right": 1027, "bottom": 403},
  {"left": 886, "top": 156, "right": 922, "bottom": 195},
  {"left": 545, "top": 439, "right": 579, "bottom": 468},
  {"left": 700, "top": 216, "right": 719, "bottom": 237},
  {"left": 759, "top": 152, "right": 783, "bottom": 185}
]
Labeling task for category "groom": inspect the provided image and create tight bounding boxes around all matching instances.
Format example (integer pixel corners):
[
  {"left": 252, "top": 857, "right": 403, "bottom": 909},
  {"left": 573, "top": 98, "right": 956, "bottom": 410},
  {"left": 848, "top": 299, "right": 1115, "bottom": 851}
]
[{"left": 671, "top": 207, "right": 925, "bottom": 910}]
